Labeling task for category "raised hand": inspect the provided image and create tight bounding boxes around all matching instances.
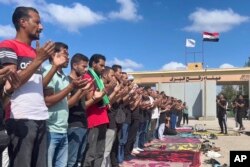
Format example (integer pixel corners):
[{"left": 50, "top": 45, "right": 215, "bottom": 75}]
[
  {"left": 81, "top": 79, "right": 94, "bottom": 91},
  {"left": 53, "top": 52, "right": 68, "bottom": 68},
  {"left": 105, "top": 79, "right": 117, "bottom": 93},
  {"left": 0, "top": 66, "right": 12, "bottom": 84},
  {"left": 71, "top": 77, "right": 89, "bottom": 89},
  {"left": 4, "top": 71, "right": 21, "bottom": 94},
  {"left": 114, "top": 83, "right": 121, "bottom": 93},
  {"left": 93, "top": 90, "right": 105, "bottom": 100},
  {"left": 36, "top": 40, "right": 55, "bottom": 62}
]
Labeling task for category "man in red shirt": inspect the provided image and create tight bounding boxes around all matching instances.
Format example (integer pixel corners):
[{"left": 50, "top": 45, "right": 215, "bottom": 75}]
[
  {"left": 83, "top": 54, "right": 109, "bottom": 167},
  {"left": 0, "top": 6, "right": 55, "bottom": 167}
]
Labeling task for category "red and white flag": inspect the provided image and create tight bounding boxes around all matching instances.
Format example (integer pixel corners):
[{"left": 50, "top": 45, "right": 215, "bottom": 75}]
[{"left": 203, "top": 32, "right": 219, "bottom": 42}]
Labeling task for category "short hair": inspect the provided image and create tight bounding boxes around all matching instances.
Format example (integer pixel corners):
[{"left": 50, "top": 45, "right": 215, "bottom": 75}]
[
  {"left": 160, "top": 91, "right": 165, "bottom": 95},
  {"left": 144, "top": 86, "right": 151, "bottom": 90},
  {"left": 112, "top": 64, "right": 122, "bottom": 72},
  {"left": 102, "top": 66, "right": 113, "bottom": 76},
  {"left": 142, "top": 95, "right": 150, "bottom": 101},
  {"left": 12, "top": 6, "right": 39, "bottom": 31},
  {"left": 70, "top": 53, "right": 89, "bottom": 69},
  {"left": 89, "top": 54, "right": 106, "bottom": 67},
  {"left": 54, "top": 42, "right": 68, "bottom": 53},
  {"left": 49, "top": 42, "right": 68, "bottom": 63}
]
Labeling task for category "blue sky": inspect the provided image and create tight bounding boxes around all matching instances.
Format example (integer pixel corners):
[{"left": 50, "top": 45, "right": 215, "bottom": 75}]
[{"left": 1, "top": 0, "right": 250, "bottom": 73}]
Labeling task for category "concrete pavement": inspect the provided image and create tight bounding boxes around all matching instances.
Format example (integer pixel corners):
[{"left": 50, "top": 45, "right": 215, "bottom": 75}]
[{"left": 188, "top": 117, "right": 250, "bottom": 166}]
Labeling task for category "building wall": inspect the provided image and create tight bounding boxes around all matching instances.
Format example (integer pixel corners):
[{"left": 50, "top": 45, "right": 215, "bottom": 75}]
[
  {"left": 204, "top": 80, "right": 217, "bottom": 118},
  {"left": 157, "top": 80, "right": 216, "bottom": 119}
]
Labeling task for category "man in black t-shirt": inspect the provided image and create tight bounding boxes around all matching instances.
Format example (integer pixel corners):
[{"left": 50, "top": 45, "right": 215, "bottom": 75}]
[
  {"left": 217, "top": 94, "right": 228, "bottom": 134},
  {"left": 67, "top": 53, "right": 90, "bottom": 167},
  {"left": 235, "top": 95, "right": 246, "bottom": 131}
]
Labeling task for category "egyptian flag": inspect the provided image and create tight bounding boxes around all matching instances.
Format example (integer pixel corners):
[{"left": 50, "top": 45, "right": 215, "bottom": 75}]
[{"left": 203, "top": 32, "right": 219, "bottom": 42}]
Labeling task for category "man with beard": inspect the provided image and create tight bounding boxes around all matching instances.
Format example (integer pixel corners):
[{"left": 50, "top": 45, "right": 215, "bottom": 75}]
[
  {"left": 67, "top": 53, "right": 90, "bottom": 167},
  {"left": 0, "top": 6, "right": 55, "bottom": 167},
  {"left": 83, "top": 54, "right": 110, "bottom": 167},
  {"left": 43, "top": 43, "right": 88, "bottom": 167},
  {"left": 67, "top": 53, "right": 104, "bottom": 167}
]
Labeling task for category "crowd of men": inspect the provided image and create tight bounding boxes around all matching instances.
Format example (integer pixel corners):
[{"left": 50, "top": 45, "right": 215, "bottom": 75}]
[{"left": 0, "top": 6, "right": 191, "bottom": 167}]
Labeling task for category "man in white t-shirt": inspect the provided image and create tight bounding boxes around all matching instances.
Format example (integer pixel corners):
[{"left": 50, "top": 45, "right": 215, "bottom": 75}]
[
  {"left": 0, "top": 6, "right": 55, "bottom": 167},
  {"left": 145, "top": 87, "right": 160, "bottom": 144}
]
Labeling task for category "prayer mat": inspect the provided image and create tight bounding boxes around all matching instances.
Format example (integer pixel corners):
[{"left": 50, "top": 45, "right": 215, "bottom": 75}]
[
  {"left": 177, "top": 132, "right": 201, "bottom": 138},
  {"left": 176, "top": 126, "right": 193, "bottom": 133},
  {"left": 193, "top": 130, "right": 240, "bottom": 136},
  {"left": 146, "top": 143, "right": 201, "bottom": 152},
  {"left": 165, "top": 143, "right": 201, "bottom": 151},
  {"left": 161, "top": 137, "right": 201, "bottom": 144},
  {"left": 176, "top": 129, "right": 194, "bottom": 133},
  {"left": 176, "top": 126, "right": 193, "bottom": 130},
  {"left": 123, "top": 160, "right": 192, "bottom": 167},
  {"left": 124, "top": 150, "right": 200, "bottom": 167}
]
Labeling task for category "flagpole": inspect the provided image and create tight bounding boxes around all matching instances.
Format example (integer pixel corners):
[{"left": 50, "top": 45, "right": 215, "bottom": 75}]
[
  {"left": 185, "top": 38, "right": 187, "bottom": 65},
  {"left": 202, "top": 38, "right": 204, "bottom": 67}
]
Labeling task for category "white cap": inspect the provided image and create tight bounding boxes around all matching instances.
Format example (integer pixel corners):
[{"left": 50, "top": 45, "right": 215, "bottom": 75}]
[{"left": 128, "top": 75, "right": 134, "bottom": 81}]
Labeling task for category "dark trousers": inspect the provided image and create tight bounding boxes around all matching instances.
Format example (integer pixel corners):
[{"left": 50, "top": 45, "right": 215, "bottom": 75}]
[
  {"left": 124, "top": 120, "right": 139, "bottom": 158},
  {"left": 6, "top": 119, "right": 47, "bottom": 167},
  {"left": 218, "top": 115, "right": 227, "bottom": 133},
  {"left": 0, "top": 130, "right": 9, "bottom": 154},
  {"left": 147, "top": 119, "right": 157, "bottom": 142},
  {"left": 110, "top": 127, "right": 119, "bottom": 167},
  {"left": 138, "top": 120, "right": 149, "bottom": 148},
  {"left": 237, "top": 112, "right": 244, "bottom": 129},
  {"left": 170, "top": 113, "right": 177, "bottom": 129},
  {"left": 183, "top": 113, "right": 189, "bottom": 124},
  {"left": 176, "top": 112, "right": 183, "bottom": 127},
  {"left": 83, "top": 124, "right": 107, "bottom": 167},
  {"left": 0, "top": 153, "right": 2, "bottom": 167}
]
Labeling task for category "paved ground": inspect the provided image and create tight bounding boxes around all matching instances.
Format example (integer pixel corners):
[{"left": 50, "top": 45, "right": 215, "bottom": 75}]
[{"left": 188, "top": 117, "right": 250, "bottom": 166}]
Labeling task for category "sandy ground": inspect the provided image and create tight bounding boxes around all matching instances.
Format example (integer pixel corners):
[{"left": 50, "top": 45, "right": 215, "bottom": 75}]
[{"left": 188, "top": 117, "right": 250, "bottom": 166}]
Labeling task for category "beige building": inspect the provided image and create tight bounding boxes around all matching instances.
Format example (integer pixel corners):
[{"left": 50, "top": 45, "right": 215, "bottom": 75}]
[{"left": 129, "top": 64, "right": 250, "bottom": 119}]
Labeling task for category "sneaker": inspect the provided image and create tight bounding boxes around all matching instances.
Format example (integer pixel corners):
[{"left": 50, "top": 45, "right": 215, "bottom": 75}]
[
  {"left": 136, "top": 147, "right": 144, "bottom": 152},
  {"left": 132, "top": 148, "right": 140, "bottom": 154},
  {"left": 234, "top": 127, "right": 239, "bottom": 131},
  {"left": 118, "top": 163, "right": 124, "bottom": 167}
]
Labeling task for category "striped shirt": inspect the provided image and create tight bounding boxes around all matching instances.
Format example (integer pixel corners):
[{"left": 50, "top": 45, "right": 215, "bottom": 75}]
[{"left": 0, "top": 39, "right": 48, "bottom": 120}]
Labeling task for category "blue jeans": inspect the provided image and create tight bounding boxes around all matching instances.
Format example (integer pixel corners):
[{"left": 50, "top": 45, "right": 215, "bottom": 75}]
[
  {"left": 117, "top": 123, "right": 129, "bottom": 163},
  {"left": 170, "top": 113, "right": 177, "bottom": 129},
  {"left": 134, "top": 121, "right": 148, "bottom": 148},
  {"left": 142, "top": 120, "right": 150, "bottom": 145},
  {"left": 48, "top": 132, "right": 68, "bottom": 167},
  {"left": 67, "top": 127, "right": 88, "bottom": 167}
]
